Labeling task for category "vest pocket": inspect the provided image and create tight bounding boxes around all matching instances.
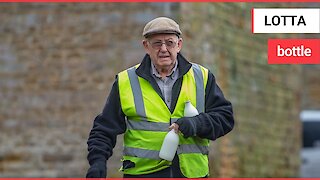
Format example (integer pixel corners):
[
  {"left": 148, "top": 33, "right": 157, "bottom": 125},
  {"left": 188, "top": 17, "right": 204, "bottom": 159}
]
[{"left": 178, "top": 153, "right": 209, "bottom": 178}]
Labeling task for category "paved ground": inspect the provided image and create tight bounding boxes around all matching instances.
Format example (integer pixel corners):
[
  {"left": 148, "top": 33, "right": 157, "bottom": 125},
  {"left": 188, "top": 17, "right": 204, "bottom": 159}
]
[{"left": 300, "top": 147, "right": 320, "bottom": 177}]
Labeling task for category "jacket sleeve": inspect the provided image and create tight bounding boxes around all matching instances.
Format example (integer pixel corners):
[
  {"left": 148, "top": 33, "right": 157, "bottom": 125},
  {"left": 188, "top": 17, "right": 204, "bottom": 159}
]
[
  {"left": 196, "top": 71, "right": 234, "bottom": 140},
  {"left": 87, "top": 76, "right": 126, "bottom": 166}
]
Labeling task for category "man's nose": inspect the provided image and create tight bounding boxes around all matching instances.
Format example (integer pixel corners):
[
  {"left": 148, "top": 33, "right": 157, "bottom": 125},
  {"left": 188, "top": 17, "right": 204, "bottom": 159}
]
[{"left": 159, "top": 43, "right": 168, "bottom": 51}]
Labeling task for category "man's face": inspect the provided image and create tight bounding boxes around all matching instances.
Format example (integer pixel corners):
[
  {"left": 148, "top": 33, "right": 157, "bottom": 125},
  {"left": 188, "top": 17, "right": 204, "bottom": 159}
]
[{"left": 143, "top": 34, "right": 182, "bottom": 69}]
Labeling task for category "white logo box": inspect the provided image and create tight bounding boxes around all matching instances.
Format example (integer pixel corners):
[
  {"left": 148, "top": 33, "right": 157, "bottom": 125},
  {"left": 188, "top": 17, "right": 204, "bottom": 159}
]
[{"left": 252, "top": 8, "right": 320, "bottom": 33}]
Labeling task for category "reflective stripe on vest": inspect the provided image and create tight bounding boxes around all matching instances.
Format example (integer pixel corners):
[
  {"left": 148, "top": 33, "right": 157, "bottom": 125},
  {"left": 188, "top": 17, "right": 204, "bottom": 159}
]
[
  {"left": 192, "top": 63, "right": 205, "bottom": 113},
  {"left": 126, "top": 118, "right": 168, "bottom": 132},
  {"left": 127, "top": 67, "right": 146, "bottom": 119},
  {"left": 127, "top": 117, "right": 183, "bottom": 130},
  {"left": 124, "top": 147, "right": 161, "bottom": 160},
  {"left": 171, "top": 118, "right": 178, "bottom": 124},
  {"left": 123, "top": 144, "right": 209, "bottom": 160},
  {"left": 177, "top": 144, "right": 209, "bottom": 155}
]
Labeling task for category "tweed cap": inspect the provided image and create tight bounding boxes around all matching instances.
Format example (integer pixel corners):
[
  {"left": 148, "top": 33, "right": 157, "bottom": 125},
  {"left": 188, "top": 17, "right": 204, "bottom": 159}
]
[{"left": 143, "top": 17, "right": 182, "bottom": 38}]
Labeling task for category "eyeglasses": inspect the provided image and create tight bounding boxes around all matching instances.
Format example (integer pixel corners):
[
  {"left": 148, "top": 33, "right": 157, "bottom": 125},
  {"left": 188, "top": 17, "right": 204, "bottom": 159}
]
[{"left": 148, "top": 39, "right": 177, "bottom": 50}]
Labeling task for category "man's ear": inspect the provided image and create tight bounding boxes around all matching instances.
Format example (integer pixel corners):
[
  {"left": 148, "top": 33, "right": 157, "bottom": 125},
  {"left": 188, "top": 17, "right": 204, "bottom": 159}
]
[
  {"left": 177, "top": 38, "right": 183, "bottom": 53},
  {"left": 142, "top": 40, "right": 150, "bottom": 54}
]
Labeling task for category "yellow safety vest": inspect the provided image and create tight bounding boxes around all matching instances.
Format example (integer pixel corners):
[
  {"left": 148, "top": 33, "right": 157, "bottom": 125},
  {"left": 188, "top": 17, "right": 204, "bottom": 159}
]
[{"left": 118, "top": 63, "right": 209, "bottom": 178}]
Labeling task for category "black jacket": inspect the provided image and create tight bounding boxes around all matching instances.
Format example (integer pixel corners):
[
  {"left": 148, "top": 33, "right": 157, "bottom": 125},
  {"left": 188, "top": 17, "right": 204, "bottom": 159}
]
[{"left": 87, "top": 53, "right": 234, "bottom": 177}]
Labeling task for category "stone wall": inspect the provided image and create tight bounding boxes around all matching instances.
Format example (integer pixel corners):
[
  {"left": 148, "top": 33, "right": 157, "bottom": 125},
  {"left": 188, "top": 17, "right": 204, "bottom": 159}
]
[{"left": 0, "top": 3, "right": 179, "bottom": 177}]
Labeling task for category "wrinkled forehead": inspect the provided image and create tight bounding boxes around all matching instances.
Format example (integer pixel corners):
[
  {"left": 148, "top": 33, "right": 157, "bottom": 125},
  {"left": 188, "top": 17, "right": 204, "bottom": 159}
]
[{"left": 146, "top": 33, "right": 179, "bottom": 41}]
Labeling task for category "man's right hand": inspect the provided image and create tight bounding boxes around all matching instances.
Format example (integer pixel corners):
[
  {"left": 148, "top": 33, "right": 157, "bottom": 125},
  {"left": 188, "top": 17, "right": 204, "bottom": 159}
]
[
  {"left": 169, "top": 123, "right": 180, "bottom": 133},
  {"left": 86, "top": 161, "right": 106, "bottom": 178}
]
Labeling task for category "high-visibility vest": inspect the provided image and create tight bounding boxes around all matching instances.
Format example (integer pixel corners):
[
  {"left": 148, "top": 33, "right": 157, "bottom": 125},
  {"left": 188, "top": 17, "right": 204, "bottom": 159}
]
[{"left": 118, "top": 63, "right": 209, "bottom": 178}]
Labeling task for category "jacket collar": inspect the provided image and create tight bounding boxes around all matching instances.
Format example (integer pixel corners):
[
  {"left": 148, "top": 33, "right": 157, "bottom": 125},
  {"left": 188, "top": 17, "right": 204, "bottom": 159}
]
[{"left": 136, "top": 53, "right": 192, "bottom": 80}]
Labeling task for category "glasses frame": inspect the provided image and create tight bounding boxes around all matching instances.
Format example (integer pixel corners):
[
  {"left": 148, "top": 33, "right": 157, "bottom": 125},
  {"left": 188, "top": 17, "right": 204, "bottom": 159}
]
[{"left": 148, "top": 39, "right": 178, "bottom": 50}]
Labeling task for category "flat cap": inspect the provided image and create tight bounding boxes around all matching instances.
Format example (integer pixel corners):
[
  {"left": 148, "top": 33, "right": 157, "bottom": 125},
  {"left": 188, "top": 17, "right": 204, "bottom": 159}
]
[{"left": 143, "top": 17, "right": 182, "bottom": 38}]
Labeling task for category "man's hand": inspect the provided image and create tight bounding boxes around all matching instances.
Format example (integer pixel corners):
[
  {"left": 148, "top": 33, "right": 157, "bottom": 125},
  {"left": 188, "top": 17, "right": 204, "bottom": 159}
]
[
  {"left": 169, "top": 123, "right": 179, "bottom": 133},
  {"left": 86, "top": 161, "right": 106, "bottom": 178},
  {"left": 175, "top": 117, "right": 198, "bottom": 138}
]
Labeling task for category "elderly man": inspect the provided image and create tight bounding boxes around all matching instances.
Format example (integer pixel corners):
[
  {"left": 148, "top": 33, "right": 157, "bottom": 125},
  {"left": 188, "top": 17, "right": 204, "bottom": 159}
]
[{"left": 86, "top": 17, "right": 234, "bottom": 178}]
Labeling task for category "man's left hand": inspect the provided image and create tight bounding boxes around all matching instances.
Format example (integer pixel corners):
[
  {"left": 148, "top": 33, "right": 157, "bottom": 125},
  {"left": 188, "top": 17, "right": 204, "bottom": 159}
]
[{"left": 174, "top": 117, "right": 198, "bottom": 138}]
